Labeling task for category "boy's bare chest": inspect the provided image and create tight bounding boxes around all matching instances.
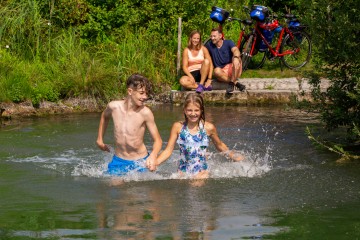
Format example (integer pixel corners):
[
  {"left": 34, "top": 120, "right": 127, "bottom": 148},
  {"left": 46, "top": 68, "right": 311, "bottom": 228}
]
[{"left": 113, "top": 111, "right": 144, "bottom": 133}]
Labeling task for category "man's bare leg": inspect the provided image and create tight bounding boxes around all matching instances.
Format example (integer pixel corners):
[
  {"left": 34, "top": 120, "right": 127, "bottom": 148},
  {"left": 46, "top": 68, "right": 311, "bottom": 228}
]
[
  {"left": 232, "top": 61, "right": 246, "bottom": 91},
  {"left": 213, "top": 68, "right": 231, "bottom": 83}
]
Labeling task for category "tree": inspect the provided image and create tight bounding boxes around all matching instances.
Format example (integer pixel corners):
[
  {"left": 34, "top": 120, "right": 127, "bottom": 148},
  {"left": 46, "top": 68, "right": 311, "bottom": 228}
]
[{"left": 301, "top": 0, "right": 360, "bottom": 157}]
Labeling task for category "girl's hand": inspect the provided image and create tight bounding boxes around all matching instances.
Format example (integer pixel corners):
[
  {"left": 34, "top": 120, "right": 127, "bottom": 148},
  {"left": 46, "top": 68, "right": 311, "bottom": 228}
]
[
  {"left": 146, "top": 156, "right": 157, "bottom": 171},
  {"left": 225, "top": 150, "right": 245, "bottom": 162}
]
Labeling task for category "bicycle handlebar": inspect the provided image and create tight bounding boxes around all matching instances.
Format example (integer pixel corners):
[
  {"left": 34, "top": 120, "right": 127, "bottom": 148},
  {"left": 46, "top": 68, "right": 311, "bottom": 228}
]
[
  {"left": 228, "top": 17, "right": 253, "bottom": 26},
  {"left": 243, "top": 6, "right": 251, "bottom": 13}
]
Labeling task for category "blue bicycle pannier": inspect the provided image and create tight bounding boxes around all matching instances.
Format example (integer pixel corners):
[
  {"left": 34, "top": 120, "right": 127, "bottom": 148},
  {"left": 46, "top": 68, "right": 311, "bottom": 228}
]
[
  {"left": 210, "top": 6, "right": 230, "bottom": 24},
  {"left": 258, "top": 30, "right": 274, "bottom": 52},
  {"left": 250, "top": 5, "right": 269, "bottom": 22},
  {"left": 288, "top": 20, "right": 300, "bottom": 29},
  {"left": 288, "top": 20, "right": 304, "bottom": 42}
]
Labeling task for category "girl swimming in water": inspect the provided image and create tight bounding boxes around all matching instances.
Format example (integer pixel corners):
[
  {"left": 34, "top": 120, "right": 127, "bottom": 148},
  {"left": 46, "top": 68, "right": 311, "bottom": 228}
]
[{"left": 156, "top": 93, "right": 244, "bottom": 179}]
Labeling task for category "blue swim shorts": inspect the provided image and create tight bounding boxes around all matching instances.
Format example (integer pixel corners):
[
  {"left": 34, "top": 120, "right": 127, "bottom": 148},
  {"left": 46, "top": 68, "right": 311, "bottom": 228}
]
[{"left": 107, "top": 154, "right": 149, "bottom": 176}]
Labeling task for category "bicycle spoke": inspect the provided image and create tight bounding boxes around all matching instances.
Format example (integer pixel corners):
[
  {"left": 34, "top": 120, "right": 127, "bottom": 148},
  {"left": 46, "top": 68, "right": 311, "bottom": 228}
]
[
  {"left": 281, "top": 31, "right": 312, "bottom": 69},
  {"left": 240, "top": 36, "right": 266, "bottom": 70}
]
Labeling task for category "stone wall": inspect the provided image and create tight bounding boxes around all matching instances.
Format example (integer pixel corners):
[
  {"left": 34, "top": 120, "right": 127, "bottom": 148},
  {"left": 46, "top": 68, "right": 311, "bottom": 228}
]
[
  {"left": 0, "top": 78, "right": 329, "bottom": 120},
  {"left": 171, "top": 78, "right": 330, "bottom": 105}
]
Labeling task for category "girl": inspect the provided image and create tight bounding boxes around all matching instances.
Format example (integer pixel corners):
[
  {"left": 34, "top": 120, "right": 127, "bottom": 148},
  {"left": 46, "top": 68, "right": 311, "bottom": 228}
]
[
  {"left": 179, "top": 30, "right": 213, "bottom": 93},
  {"left": 156, "top": 93, "right": 244, "bottom": 179}
]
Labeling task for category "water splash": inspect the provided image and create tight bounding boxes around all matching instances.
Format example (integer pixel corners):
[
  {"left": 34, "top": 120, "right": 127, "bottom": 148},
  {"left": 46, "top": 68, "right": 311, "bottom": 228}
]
[{"left": 7, "top": 146, "right": 272, "bottom": 181}]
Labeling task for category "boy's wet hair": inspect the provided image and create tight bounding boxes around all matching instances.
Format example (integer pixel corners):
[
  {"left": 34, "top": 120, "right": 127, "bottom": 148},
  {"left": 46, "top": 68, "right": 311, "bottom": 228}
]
[
  {"left": 126, "top": 73, "right": 153, "bottom": 95},
  {"left": 183, "top": 93, "right": 205, "bottom": 125}
]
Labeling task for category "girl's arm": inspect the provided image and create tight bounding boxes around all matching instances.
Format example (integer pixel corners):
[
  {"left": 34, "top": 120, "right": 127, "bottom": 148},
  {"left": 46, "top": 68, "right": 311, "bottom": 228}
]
[
  {"left": 205, "top": 122, "right": 229, "bottom": 152},
  {"left": 205, "top": 122, "right": 244, "bottom": 161},
  {"left": 156, "top": 122, "right": 182, "bottom": 166}
]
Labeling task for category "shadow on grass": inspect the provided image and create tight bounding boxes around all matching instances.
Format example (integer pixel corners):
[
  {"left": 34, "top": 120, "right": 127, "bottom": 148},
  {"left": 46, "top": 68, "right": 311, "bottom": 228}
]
[{"left": 242, "top": 60, "right": 314, "bottom": 79}]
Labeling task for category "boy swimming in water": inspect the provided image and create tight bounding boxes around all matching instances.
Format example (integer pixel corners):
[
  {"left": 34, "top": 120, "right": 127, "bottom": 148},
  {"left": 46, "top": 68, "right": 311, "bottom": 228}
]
[{"left": 96, "top": 73, "right": 162, "bottom": 176}]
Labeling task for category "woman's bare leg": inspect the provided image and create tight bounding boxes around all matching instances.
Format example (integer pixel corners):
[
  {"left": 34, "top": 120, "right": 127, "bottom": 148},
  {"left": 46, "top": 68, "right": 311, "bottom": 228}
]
[
  {"left": 179, "top": 76, "right": 198, "bottom": 90},
  {"left": 199, "top": 59, "right": 210, "bottom": 86}
]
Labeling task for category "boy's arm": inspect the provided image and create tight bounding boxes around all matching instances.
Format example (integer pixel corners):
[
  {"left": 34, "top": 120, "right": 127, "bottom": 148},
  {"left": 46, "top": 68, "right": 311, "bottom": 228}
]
[
  {"left": 96, "top": 106, "right": 112, "bottom": 152},
  {"left": 144, "top": 109, "right": 163, "bottom": 170}
]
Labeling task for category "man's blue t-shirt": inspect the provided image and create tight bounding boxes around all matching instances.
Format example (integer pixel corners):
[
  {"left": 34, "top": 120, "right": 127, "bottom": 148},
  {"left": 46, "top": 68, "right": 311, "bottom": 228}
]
[{"left": 205, "top": 40, "right": 235, "bottom": 68}]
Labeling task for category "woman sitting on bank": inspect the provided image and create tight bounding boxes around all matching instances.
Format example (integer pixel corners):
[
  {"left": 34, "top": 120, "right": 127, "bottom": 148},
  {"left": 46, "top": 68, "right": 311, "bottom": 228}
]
[{"left": 179, "top": 30, "right": 213, "bottom": 93}]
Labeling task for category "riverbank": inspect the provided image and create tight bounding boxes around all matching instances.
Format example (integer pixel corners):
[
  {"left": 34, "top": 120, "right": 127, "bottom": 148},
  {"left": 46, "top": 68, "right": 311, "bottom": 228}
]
[
  {"left": 171, "top": 77, "right": 330, "bottom": 105},
  {"left": 0, "top": 94, "right": 170, "bottom": 121},
  {"left": 0, "top": 78, "right": 329, "bottom": 121}
]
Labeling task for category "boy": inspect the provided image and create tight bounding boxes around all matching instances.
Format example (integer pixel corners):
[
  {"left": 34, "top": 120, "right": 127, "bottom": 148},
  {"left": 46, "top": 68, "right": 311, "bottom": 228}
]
[{"left": 96, "top": 73, "right": 162, "bottom": 175}]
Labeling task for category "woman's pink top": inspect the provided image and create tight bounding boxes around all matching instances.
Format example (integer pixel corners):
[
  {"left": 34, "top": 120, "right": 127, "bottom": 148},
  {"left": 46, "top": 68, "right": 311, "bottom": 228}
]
[{"left": 187, "top": 48, "right": 204, "bottom": 72}]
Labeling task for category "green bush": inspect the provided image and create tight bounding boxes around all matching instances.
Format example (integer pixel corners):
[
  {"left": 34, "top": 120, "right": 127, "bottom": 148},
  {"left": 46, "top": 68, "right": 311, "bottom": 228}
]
[
  {"left": 5, "top": 73, "right": 32, "bottom": 103},
  {"left": 302, "top": 0, "right": 359, "bottom": 142},
  {"left": 31, "top": 81, "right": 59, "bottom": 107}
]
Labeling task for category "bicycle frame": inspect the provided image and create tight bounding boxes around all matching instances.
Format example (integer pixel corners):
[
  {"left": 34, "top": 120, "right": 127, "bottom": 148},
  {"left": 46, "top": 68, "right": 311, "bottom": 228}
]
[
  {"left": 236, "top": 22, "right": 248, "bottom": 49},
  {"left": 213, "top": 17, "right": 252, "bottom": 49},
  {"left": 250, "top": 22, "right": 299, "bottom": 57},
  {"left": 241, "top": 7, "right": 312, "bottom": 70}
]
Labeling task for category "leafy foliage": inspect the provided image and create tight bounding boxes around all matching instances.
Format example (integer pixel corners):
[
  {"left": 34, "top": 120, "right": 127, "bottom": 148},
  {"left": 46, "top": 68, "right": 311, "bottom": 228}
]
[
  {"left": 0, "top": 0, "right": 358, "bottom": 151},
  {"left": 0, "top": 0, "right": 254, "bottom": 103},
  {"left": 300, "top": 0, "right": 360, "bottom": 145},
  {"left": 306, "top": 127, "right": 360, "bottom": 162}
]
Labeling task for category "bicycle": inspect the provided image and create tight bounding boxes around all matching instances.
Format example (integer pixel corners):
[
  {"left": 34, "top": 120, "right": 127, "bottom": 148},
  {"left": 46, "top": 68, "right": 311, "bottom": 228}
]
[
  {"left": 240, "top": 5, "right": 312, "bottom": 70},
  {"left": 205, "top": 6, "right": 268, "bottom": 71},
  {"left": 205, "top": 7, "right": 254, "bottom": 55}
]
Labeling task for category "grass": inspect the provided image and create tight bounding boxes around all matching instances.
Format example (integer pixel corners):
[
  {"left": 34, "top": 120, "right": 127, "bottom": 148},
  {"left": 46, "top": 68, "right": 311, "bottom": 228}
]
[
  {"left": 0, "top": 28, "right": 178, "bottom": 104},
  {"left": 242, "top": 59, "right": 313, "bottom": 78},
  {"left": 0, "top": 0, "right": 312, "bottom": 104},
  {"left": 0, "top": 1, "right": 180, "bottom": 104}
]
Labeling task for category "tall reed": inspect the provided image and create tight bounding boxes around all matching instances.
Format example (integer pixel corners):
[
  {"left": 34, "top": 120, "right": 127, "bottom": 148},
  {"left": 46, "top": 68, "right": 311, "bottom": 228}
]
[{"left": 0, "top": 27, "right": 178, "bottom": 104}]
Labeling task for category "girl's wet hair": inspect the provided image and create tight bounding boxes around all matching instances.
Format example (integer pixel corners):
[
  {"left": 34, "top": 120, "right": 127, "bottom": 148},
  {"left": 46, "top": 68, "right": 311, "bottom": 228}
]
[
  {"left": 126, "top": 73, "right": 153, "bottom": 95},
  {"left": 187, "top": 30, "right": 202, "bottom": 51},
  {"left": 183, "top": 93, "right": 205, "bottom": 125}
]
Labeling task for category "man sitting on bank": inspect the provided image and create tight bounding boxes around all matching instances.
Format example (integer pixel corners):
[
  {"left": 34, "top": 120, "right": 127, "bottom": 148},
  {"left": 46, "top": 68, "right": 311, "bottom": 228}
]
[{"left": 205, "top": 27, "right": 246, "bottom": 94}]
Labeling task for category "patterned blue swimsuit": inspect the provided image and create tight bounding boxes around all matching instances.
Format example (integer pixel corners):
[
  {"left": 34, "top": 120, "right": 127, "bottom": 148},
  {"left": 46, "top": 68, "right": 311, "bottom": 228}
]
[{"left": 176, "top": 122, "right": 209, "bottom": 174}]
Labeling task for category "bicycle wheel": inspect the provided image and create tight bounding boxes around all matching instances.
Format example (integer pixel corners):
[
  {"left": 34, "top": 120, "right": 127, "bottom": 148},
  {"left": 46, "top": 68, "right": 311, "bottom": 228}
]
[
  {"left": 240, "top": 35, "right": 253, "bottom": 70},
  {"left": 240, "top": 36, "right": 266, "bottom": 70},
  {"left": 280, "top": 31, "right": 311, "bottom": 69}
]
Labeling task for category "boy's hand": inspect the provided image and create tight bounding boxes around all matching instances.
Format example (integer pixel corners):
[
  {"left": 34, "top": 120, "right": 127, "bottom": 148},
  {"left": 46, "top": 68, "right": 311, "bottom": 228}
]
[
  {"left": 96, "top": 141, "right": 110, "bottom": 152},
  {"left": 146, "top": 156, "right": 157, "bottom": 171}
]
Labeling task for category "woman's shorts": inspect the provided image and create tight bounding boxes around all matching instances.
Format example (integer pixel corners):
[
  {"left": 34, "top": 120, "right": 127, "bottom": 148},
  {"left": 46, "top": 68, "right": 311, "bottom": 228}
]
[{"left": 190, "top": 70, "right": 201, "bottom": 82}]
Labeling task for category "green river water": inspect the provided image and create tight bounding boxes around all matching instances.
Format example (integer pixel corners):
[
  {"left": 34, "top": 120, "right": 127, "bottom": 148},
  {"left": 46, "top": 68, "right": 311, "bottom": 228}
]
[{"left": 0, "top": 105, "right": 359, "bottom": 239}]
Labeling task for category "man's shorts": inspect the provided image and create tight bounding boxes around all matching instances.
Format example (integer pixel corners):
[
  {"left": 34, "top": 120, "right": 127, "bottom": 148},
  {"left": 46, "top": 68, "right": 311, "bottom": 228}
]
[
  {"left": 220, "top": 63, "right": 233, "bottom": 78},
  {"left": 107, "top": 154, "right": 149, "bottom": 176}
]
